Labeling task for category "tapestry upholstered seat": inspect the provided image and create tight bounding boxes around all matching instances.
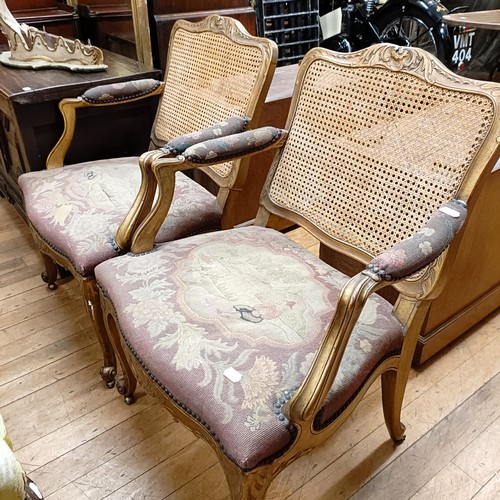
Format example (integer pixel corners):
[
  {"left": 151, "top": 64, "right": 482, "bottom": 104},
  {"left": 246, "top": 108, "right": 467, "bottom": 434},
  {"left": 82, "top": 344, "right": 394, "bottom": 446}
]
[
  {"left": 96, "top": 225, "right": 404, "bottom": 470},
  {"left": 19, "top": 158, "right": 221, "bottom": 277},
  {"left": 95, "top": 44, "right": 500, "bottom": 498},
  {"left": 18, "top": 15, "right": 277, "bottom": 393}
]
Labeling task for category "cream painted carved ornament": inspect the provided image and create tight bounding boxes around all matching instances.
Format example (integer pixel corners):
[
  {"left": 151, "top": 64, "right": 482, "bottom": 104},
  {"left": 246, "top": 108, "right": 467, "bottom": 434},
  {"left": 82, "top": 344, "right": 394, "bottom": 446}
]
[{"left": 0, "top": 0, "right": 106, "bottom": 71}]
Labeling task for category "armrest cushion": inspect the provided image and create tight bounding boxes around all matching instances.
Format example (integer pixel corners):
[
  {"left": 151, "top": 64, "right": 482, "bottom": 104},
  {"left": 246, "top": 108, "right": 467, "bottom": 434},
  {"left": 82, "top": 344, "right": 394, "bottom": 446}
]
[
  {"left": 182, "top": 126, "right": 286, "bottom": 164},
  {"left": 162, "top": 116, "right": 250, "bottom": 155},
  {"left": 81, "top": 78, "right": 162, "bottom": 104},
  {"left": 367, "top": 200, "right": 467, "bottom": 281}
]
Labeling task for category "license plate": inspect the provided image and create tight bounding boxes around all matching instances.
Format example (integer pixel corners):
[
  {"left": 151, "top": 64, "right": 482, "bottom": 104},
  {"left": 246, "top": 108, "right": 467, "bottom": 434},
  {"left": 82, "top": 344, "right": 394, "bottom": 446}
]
[{"left": 451, "top": 27, "right": 476, "bottom": 69}]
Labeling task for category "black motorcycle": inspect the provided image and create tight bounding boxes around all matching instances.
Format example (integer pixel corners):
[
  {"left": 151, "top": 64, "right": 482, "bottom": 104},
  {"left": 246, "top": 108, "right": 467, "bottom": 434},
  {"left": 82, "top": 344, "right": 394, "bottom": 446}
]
[{"left": 319, "top": 0, "right": 475, "bottom": 70}]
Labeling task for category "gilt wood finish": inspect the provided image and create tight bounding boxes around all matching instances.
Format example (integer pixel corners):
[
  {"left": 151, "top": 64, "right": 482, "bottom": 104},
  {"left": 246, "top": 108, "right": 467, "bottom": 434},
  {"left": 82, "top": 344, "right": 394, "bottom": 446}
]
[
  {"left": 320, "top": 166, "right": 500, "bottom": 364},
  {"left": 99, "top": 45, "right": 500, "bottom": 499},
  {"left": 45, "top": 81, "right": 165, "bottom": 169},
  {"left": 142, "top": 15, "right": 277, "bottom": 232}
]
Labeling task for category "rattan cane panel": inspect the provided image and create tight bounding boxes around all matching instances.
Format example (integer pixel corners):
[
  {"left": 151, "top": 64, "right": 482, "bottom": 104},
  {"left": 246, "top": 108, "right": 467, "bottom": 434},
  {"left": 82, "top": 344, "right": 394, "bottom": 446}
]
[
  {"left": 155, "top": 29, "right": 263, "bottom": 178},
  {"left": 269, "top": 60, "right": 493, "bottom": 256}
]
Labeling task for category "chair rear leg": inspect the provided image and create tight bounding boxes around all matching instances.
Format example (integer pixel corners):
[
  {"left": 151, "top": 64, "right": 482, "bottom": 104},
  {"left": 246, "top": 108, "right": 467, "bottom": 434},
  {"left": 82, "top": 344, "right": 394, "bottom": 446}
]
[
  {"left": 381, "top": 369, "right": 406, "bottom": 443},
  {"left": 40, "top": 253, "right": 58, "bottom": 290},
  {"left": 382, "top": 299, "right": 430, "bottom": 443},
  {"left": 81, "top": 279, "right": 117, "bottom": 388}
]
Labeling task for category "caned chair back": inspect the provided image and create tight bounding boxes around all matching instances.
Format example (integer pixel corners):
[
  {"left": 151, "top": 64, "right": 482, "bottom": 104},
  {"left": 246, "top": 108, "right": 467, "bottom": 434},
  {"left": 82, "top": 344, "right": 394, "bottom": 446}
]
[
  {"left": 260, "top": 45, "right": 500, "bottom": 297},
  {"left": 152, "top": 15, "right": 277, "bottom": 189}
]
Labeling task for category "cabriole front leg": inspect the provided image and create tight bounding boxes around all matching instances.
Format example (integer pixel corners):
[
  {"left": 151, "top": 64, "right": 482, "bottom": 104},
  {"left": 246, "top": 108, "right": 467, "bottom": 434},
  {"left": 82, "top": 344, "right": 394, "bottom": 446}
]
[
  {"left": 81, "top": 279, "right": 117, "bottom": 388},
  {"left": 102, "top": 305, "right": 137, "bottom": 405},
  {"left": 223, "top": 462, "right": 276, "bottom": 500},
  {"left": 98, "top": 289, "right": 137, "bottom": 404}
]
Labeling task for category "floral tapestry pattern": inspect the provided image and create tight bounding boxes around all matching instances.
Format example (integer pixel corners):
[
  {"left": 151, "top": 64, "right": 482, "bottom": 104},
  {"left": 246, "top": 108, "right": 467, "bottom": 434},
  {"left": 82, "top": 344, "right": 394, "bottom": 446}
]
[
  {"left": 95, "top": 226, "right": 404, "bottom": 469},
  {"left": 19, "top": 157, "right": 221, "bottom": 276}
]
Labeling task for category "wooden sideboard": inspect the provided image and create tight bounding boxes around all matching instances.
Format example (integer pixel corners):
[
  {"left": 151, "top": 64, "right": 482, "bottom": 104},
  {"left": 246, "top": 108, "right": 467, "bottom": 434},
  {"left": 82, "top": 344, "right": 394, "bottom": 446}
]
[
  {"left": 414, "top": 167, "right": 500, "bottom": 363},
  {"left": 0, "top": 49, "right": 161, "bottom": 219},
  {"left": 230, "top": 63, "right": 298, "bottom": 228}
]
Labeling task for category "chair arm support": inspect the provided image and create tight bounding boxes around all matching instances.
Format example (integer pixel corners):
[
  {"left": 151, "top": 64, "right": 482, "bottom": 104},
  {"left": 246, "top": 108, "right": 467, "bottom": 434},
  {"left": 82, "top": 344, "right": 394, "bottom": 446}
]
[
  {"left": 46, "top": 79, "right": 165, "bottom": 169},
  {"left": 98, "top": 116, "right": 252, "bottom": 249},
  {"left": 129, "top": 127, "right": 287, "bottom": 253},
  {"left": 366, "top": 200, "right": 467, "bottom": 281},
  {"left": 284, "top": 272, "right": 385, "bottom": 429},
  {"left": 81, "top": 78, "right": 164, "bottom": 105},
  {"left": 114, "top": 149, "right": 169, "bottom": 252},
  {"left": 129, "top": 157, "right": 184, "bottom": 254},
  {"left": 181, "top": 126, "right": 288, "bottom": 165},
  {"left": 284, "top": 200, "right": 467, "bottom": 430}
]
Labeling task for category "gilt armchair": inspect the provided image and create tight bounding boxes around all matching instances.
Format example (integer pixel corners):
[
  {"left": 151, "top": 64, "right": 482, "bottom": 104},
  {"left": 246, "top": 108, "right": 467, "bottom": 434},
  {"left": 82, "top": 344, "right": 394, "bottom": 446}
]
[
  {"left": 94, "top": 44, "right": 500, "bottom": 498},
  {"left": 18, "top": 15, "right": 277, "bottom": 393}
]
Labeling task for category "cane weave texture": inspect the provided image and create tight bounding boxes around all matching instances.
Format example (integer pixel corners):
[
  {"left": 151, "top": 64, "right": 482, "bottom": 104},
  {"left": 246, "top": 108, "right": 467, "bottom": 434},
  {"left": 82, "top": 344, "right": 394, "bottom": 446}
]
[
  {"left": 155, "top": 28, "right": 264, "bottom": 179},
  {"left": 268, "top": 60, "right": 494, "bottom": 256}
]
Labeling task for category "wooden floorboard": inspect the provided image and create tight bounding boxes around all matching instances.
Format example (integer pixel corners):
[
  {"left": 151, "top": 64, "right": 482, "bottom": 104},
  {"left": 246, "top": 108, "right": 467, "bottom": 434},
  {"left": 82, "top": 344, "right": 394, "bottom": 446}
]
[
  {"left": 349, "top": 371, "right": 500, "bottom": 499},
  {"left": 0, "top": 197, "right": 499, "bottom": 500}
]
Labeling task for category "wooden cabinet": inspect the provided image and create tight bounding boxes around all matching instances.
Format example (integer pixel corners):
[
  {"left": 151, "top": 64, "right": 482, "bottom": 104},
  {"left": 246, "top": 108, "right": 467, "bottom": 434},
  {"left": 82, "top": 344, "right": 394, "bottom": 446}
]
[
  {"left": 78, "top": 1, "right": 134, "bottom": 57},
  {"left": 0, "top": 1, "right": 80, "bottom": 44},
  {"left": 0, "top": 49, "right": 161, "bottom": 219},
  {"left": 148, "top": 0, "right": 257, "bottom": 71},
  {"left": 231, "top": 64, "right": 298, "bottom": 227}
]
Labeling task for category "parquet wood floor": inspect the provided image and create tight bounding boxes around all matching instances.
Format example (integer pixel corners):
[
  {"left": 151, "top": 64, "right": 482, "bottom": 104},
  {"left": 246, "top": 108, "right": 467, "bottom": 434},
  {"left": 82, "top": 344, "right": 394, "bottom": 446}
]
[{"left": 1, "top": 197, "right": 499, "bottom": 499}]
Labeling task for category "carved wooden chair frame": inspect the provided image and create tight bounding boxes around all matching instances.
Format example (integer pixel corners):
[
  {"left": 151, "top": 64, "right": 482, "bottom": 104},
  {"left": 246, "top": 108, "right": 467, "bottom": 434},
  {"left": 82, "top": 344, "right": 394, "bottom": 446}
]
[
  {"left": 98, "top": 44, "right": 500, "bottom": 498},
  {"left": 24, "top": 15, "right": 278, "bottom": 391}
]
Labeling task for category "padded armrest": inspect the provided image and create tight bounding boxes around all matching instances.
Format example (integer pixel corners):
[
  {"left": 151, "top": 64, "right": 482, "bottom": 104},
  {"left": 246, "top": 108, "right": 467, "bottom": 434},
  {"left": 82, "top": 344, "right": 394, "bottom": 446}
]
[
  {"left": 47, "top": 78, "right": 164, "bottom": 169},
  {"left": 182, "top": 126, "right": 287, "bottom": 164},
  {"left": 81, "top": 78, "right": 163, "bottom": 104},
  {"left": 161, "top": 116, "right": 250, "bottom": 155},
  {"left": 367, "top": 200, "right": 467, "bottom": 281}
]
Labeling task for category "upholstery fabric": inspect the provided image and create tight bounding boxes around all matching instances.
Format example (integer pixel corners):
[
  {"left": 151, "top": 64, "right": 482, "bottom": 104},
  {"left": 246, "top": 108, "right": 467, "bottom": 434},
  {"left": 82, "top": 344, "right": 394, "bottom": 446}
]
[
  {"left": 183, "top": 127, "right": 285, "bottom": 163},
  {"left": 163, "top": 116, "right": 250, "bottom": 155},
  {"left": 367, "top": 200, "right": 467, "bottom": 280},
  {"left": 19, "top": 158, "right": 221, "bottom": 276},
  {"left": 81, "top": 79, "right": 162, "bottom": 104},
  {"left": 95, "top": 226, "right": 404, "bottom": 470}
]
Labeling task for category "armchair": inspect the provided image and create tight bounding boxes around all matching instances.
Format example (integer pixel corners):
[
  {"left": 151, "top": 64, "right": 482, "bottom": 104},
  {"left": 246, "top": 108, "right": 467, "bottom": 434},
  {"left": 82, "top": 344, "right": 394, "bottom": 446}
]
[
  {"left": 18, "top": 15, "right": 277, "bottom": 392},
  {"left": 95, "top": 44, "right": 500, "bottom": 498}
]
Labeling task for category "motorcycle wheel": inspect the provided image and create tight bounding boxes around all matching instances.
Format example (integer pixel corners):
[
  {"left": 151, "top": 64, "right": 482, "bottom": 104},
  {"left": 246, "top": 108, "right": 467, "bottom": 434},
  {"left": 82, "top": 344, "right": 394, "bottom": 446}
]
[{"left": 374, "top": 7, "right": 447, "bottom": 62}]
